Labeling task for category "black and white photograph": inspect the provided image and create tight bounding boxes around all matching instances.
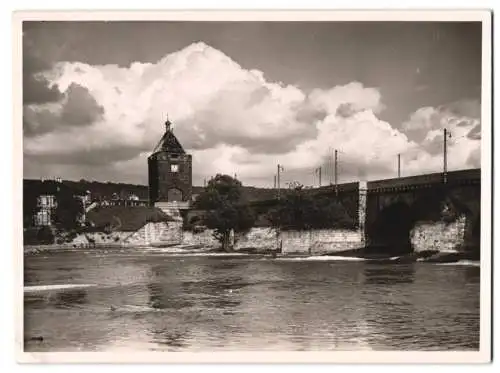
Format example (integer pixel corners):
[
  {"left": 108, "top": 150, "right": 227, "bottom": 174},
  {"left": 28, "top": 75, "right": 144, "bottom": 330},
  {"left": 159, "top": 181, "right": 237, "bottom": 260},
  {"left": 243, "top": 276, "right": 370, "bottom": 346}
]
[{"left": 15, "top": 10, "right": 492, "bottom": 363}]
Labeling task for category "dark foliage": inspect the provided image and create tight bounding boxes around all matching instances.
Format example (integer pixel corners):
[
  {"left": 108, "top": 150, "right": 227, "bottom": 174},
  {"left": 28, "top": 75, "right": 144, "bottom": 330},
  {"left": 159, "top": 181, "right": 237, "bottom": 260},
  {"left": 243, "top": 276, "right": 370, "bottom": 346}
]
[
  {"left": 268, "top": 184, "right": 356, "bottom": 231},
  {"left": 23, "top": 190, "right": 39, "bottom": 227},
  {"left": 195, "top": 174, "right": 244, "bottom": 208},
  {"left": 66, "top": 179, "right": 149, "bottom": 201},
  {"left": 37, "top": 226, "right": 55, "bottom": 244},
  {"left": 53, "top": 190, "right": 84, "bottom": 230},
  {"left": 23, "top": 226, "right": 55, "bottom": 245},
  {"left": 194, "top": 174, "right": 255, "bottom": 250}
]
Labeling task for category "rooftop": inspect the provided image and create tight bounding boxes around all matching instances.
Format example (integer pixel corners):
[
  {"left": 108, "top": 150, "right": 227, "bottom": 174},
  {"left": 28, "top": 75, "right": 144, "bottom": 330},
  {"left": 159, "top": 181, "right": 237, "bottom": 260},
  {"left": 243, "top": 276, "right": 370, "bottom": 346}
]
[
  {"left": 86, "top": 206, "right": 175, "bottom": 232},
  {"left": 151, "top": 119, "right": 185, "bottom": 155}
]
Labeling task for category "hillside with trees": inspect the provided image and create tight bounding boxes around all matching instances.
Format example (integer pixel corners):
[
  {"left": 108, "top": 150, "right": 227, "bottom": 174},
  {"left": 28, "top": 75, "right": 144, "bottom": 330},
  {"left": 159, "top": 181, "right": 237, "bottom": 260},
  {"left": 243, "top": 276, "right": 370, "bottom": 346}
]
[{"left": 23, "top": 178, "right": 278, "bottom": 202}]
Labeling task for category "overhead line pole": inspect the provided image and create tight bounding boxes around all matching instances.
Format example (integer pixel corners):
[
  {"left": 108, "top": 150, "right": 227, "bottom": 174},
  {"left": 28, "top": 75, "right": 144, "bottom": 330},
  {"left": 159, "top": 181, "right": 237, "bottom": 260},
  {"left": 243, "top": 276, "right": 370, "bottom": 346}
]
[
  {"left": 334, "top": 149, "right": 338, "bottom": 196},
  {"left": 443, "top": 128, "right": 451, "bottom": 184},
  {"left": 277, "top": 164, "right": 284, "bottom": 199},
  {"left": 398, "top": 153, "right": 401, "bottom": 178}
]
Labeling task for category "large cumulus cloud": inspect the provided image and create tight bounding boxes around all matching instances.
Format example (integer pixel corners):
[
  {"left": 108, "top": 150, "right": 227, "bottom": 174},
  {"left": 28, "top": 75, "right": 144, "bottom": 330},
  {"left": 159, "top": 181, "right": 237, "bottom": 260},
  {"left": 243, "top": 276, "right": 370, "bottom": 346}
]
[
  {"left": 23, "top": 42, "right": 481, "bottom": 186},
  {"left": 401, "top": 99, "right": 481, "bottom": 171}
]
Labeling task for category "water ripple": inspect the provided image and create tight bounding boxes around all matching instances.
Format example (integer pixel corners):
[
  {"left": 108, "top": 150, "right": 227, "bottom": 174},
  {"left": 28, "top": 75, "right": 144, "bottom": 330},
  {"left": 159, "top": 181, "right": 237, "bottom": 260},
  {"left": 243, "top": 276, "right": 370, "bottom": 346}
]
[{"left": 24, "top": 253, "right": 480, "bottom": 352}]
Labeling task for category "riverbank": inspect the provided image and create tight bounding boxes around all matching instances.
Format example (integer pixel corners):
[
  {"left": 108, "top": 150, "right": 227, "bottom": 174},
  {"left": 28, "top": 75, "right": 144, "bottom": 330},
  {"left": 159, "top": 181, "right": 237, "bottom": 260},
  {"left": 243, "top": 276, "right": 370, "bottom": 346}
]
[
  {"left": 23, "top": 242, "right": 226, "bottom": 255},
  {"left": 321, "top": 247, "right": 480, "bottom": 263},
  {"left": 24, "top": 242, "right": 480, "bottom": 266}
]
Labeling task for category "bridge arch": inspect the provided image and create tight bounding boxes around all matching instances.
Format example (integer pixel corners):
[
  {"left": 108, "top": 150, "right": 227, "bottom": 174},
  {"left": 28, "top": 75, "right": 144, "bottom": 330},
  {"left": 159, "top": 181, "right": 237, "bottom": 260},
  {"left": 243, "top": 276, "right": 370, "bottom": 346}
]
[{"left": 367, "top": 200, "right": 417, "bottom": 256}]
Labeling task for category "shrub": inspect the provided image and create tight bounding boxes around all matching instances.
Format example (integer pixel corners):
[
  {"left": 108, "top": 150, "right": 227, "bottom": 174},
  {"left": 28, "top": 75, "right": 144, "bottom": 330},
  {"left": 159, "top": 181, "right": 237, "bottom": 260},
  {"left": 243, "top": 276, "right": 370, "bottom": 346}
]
[{"left": 36, "top": 226, "right": 55, "bottom": 245}]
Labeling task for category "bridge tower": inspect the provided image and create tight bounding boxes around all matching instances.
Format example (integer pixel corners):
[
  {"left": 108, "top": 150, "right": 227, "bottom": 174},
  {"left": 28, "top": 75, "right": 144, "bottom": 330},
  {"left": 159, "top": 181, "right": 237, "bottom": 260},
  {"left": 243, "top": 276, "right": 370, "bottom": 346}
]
[{"left": 148, "top": 118, "right": 192, "bottom": 213}]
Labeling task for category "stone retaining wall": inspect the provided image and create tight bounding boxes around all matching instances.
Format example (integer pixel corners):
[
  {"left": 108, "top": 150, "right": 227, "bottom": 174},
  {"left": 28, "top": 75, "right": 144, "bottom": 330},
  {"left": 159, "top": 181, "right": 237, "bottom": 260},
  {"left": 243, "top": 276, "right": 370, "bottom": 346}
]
[
  {"left": 182, "top": 226, "right": 364, "bottom": 254},
  {"left": 410, "top": 215, "right": 467, "bottom": 252}
]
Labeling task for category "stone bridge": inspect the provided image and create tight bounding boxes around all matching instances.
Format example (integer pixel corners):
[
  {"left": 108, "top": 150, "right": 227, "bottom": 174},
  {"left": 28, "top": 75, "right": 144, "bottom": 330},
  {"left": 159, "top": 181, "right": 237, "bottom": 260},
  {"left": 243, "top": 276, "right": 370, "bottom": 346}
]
[
  {"left": 247, "top": 168, "right": 481, "bottom": 256},
  {"left": 363, "top": 168, "right": 481, "bottom": 256}
]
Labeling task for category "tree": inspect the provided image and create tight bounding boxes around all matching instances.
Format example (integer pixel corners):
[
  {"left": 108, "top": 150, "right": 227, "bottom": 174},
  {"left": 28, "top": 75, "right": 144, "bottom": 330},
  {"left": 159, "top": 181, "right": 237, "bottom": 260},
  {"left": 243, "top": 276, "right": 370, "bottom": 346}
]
[
  {"left": 23, "top": 190, "right": 39, "bottom": 227},
  {"left": 268, "top": 184, "right": 355, "bottom": 231},
  {"left": 36, "top": 226, "right": 55, "bottom": 245},
  {"left": 53, "top": 190, "right": 84, "bottom": 231},
  {"left": 194, "top": 174, "right": 255, "bottom": 251},
  {"left": 268, "top": 183, "right": 311, "bottom": 230}
]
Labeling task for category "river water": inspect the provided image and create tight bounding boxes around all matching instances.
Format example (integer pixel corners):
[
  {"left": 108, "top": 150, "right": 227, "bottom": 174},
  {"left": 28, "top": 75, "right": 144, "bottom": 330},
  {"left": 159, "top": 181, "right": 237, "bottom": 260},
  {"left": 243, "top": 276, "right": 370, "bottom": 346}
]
[{"left": 23, "top": 248, "right": 480, "bottom": 352}]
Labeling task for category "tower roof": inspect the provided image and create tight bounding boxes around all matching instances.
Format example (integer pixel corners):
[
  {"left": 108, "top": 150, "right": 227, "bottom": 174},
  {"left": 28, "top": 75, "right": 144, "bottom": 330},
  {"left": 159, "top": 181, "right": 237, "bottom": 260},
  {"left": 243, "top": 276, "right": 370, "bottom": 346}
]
[{"left": 152, "top": 119, "right": 185, "bottom": 154}]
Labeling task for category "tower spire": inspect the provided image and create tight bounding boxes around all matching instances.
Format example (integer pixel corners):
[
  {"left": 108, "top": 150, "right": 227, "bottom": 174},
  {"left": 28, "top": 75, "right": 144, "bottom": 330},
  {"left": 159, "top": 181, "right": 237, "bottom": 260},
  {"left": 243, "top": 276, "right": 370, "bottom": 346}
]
[{"left": 165, "top": 113, "right": 172, "bottom": 132}]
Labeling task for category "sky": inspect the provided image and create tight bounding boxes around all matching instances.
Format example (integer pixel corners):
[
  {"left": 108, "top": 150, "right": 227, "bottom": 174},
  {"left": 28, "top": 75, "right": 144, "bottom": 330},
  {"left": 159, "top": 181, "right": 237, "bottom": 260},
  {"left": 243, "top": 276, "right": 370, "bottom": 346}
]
[{"left": 22, "top": 21, "right": 482, "bottom": 187}]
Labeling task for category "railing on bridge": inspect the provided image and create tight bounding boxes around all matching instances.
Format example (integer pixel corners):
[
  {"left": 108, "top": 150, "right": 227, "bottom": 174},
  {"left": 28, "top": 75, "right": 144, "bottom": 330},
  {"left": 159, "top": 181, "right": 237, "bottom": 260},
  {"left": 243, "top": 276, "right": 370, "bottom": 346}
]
[{"left": 367, "top": 168, "right": 480, "bottom": 193}]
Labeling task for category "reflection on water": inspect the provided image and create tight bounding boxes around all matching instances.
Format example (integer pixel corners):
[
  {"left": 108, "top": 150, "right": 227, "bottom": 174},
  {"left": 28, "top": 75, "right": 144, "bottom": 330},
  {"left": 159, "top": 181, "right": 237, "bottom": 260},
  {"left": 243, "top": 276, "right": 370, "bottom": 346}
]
[
  {"left": 53, "top": 289, "right": 88, "bottom": 308},
  {"left": 363, "top": 264, "right": 416, "bottom": 285},
  {"left": 24, "top": 250, "right": 480, "bottom": 351},
  {"left": 151, "top": 327, "right": 190, "bottom": 349}
]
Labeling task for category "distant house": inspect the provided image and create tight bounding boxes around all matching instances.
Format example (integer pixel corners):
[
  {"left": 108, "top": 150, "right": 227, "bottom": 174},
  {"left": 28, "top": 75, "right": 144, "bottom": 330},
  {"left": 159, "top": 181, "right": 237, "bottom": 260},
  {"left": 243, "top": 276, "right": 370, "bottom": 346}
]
[{"left": 80, "top": 190, "right": 92, "bottom": 205}]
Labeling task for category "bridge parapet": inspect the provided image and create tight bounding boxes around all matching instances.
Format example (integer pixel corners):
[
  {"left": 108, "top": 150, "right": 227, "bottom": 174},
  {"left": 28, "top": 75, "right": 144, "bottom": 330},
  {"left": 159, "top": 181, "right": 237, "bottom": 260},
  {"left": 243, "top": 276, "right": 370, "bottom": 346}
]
[
  {"left": 363, "top": 168, "right": 481, "bottom": 255},
  {"left": 367, "top": 168, "right": 480, "bottom": 194},
  {"left": 314, "top": 182, "right": 359, "bottom": 195}
]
